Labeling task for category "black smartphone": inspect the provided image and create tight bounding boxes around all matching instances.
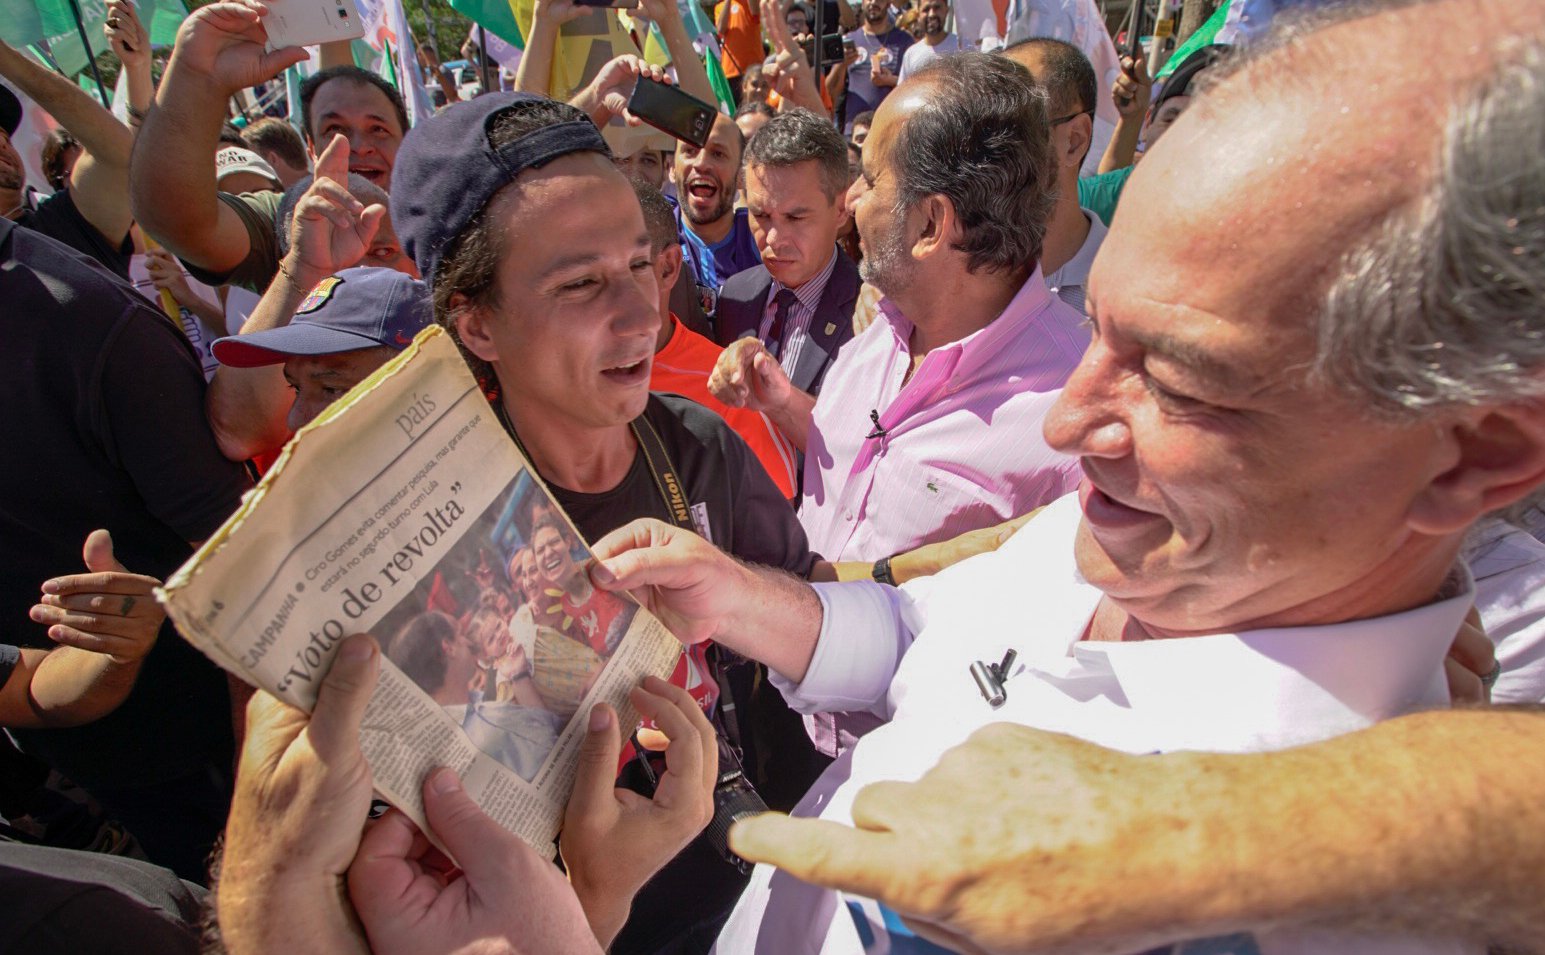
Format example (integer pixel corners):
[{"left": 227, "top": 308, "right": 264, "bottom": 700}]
[
  {"left": 626, "top": 76, "right": 716, "bottom": 149},
  {"left": 798, "top": 32, "right": 845, "bottom": 65}
]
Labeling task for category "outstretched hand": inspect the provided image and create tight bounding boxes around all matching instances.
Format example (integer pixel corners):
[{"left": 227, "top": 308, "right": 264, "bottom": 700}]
[
  {"left": 284, "top": 134, "right": 385, "bottom": 288},
  {"left": 168, "top": 0, "right": 308, "bottom": 96},
  {"left": 31, "top": 530, "right": 164, "bottom": 665}
]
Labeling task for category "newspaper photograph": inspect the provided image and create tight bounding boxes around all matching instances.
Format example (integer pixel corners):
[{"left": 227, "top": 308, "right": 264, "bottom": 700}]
[{"left": 158, "top": 326, "right": 684, "bottom": 853}]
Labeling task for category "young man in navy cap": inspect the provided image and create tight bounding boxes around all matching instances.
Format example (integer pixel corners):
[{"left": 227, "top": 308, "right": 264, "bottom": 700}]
[
  {"left": 389, "top": 89, "right": 825, "bottom": 951},
  {"left": 211, "top": 266, "right": 433, "bottom": 433}
]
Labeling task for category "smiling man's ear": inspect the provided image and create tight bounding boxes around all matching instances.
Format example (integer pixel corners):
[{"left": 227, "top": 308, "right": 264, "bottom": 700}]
[{"left": 1408, "top": 402, "right": 1545, "bottom": 534}]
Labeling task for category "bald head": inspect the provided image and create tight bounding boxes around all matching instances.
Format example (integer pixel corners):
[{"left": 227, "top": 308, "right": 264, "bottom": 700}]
[{"left": 1129, "top": 0, "right": 1545, "bottom": 413}]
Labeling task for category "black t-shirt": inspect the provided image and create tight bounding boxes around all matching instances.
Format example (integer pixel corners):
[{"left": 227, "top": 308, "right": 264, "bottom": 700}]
[
  {"left": 0, "top": 841, "right": 203, "bottom": 955},
  {"left": 0, "top": 219, "right": 250, "bottom": 792},
  {"left": 17, "top": 188, "right": 133, "bottom": 280},
  {"left": 549, "top": 394, "right": 815, "bottom": 577},
  {"left": 0, "top": 644, "right": 17, "bottom": 689},
  {"left": 523, "top": 394, "right": 822, "bottom": 953}
]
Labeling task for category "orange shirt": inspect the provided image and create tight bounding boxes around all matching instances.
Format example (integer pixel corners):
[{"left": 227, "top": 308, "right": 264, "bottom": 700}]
[
  {"left": 715, "top": 0, "right": 764, "bottom": 78},
  {"left": 652, "top": 315, "right": 799, "bottom": 499}
]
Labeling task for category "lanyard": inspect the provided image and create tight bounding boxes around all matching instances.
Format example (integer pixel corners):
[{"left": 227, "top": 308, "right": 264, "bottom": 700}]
[{"left": 491, "top": 397, "right": 694, "bottom": 532}]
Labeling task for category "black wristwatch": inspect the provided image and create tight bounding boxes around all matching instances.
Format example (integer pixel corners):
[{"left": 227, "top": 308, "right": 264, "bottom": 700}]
[{"left": 871, "top": 555, "right": 897, "bottom": 587}]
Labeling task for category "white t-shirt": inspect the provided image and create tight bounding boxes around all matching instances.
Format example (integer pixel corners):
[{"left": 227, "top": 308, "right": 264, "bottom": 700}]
[{"left": 897, "top": 32, "right": 966, "bottom": 83}]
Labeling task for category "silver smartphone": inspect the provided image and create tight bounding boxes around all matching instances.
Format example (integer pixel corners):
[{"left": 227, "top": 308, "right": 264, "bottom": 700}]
[{"left": 262, "top": 0, "right": 365, "bottom": 52}]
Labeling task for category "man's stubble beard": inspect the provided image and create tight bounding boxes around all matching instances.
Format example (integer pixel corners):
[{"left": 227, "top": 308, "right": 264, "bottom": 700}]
[
  {"left": 858, "top": 212, "right": 914, "bottom": 299},
  {"left": 683, "top": 189, "right": 735, "bottom": 229}
]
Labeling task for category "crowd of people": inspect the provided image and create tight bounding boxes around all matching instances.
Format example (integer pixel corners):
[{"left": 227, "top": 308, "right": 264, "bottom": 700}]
[{"left": 3, "top": 0, "right": 1545, "bottom": 951}]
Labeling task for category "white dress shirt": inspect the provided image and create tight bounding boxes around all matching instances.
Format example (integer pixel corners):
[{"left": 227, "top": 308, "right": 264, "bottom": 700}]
[
  {"left": 715, "top": 493, "right": 1477, "bottom": 955},
  {"left": 1467, "top": 517, "right": 1545, "bottom": 704}
]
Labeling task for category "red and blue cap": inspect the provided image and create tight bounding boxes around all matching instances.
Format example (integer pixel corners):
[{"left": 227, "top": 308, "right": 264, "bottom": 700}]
[{"left": 212, "top": 267, "right": 432, "bottom": 368}]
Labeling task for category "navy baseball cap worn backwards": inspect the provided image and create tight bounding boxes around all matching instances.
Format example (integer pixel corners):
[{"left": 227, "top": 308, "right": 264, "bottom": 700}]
[
  {"left": 212, "top": 267, "right": 432, "bottom": 368},
  {"left": 390, "top": 92, "right": 610, "bottom": 286}
]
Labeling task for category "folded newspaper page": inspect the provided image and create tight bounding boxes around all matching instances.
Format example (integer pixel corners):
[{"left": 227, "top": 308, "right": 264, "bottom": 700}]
[{"left": 159, "top": 326, "right": 683, "bottom": 853}]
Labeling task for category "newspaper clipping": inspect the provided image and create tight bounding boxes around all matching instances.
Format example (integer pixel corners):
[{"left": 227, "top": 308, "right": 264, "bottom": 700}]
[{"left": 158, "top": 326, "right": 684, "bottom": 853}]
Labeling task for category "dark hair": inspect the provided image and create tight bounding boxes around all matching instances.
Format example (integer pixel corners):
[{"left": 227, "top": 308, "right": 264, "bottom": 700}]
[
  {"left": 735, "top": 100, "right": 776, "bottom": 120},
  {"left": 894, "top": 53, "right": 1057, "bottom": 275},
  {"left": 1003, "top": 37, "right": 1097, "bottom": 117},
  {"left": 744, "top": 107, "right": 851, "bottom": 202},
  {"left": 299, "top": 66, "right": 410, "bottom": 145},
  {"left": 433, "top": 98, "right": 608, "bottom": 391},
  {"left": 218, "top": 122, "right": 248, "bottom": 147},
  {"left": 850, "top": 109, "right": 876, "bottom": 131},
  {"left": 631, "top": 178, "right": 678, "bottom": 255},
  {"left": 386, "top": 611, "right": 458, "bottom": 694},
  {"left": 243, "top": 117, "right": 310, "bottom": 172},
  {"left": 41, "top": 128, "right": 79, "bottom": 191}
]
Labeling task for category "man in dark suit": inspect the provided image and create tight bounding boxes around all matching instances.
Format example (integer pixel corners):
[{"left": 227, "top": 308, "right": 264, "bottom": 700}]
[{"left": 713, "top": 109, "right": 859, "bottom": 397}]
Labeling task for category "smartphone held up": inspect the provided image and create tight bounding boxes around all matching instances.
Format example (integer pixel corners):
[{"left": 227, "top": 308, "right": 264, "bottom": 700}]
[
  {"left": 626, "top": 77, "right": 716, "bottom": 150},
  {"left": 260, "top": 0, "right": 364, "bottom": 51}
]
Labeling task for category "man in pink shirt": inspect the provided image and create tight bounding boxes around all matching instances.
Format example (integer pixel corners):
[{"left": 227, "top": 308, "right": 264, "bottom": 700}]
[
  {"left": 712, "top": 52, "right": 1087, "bottom": 572},
  {"left": 712, "top": 53, "right": 1086, "bottom": 755}
]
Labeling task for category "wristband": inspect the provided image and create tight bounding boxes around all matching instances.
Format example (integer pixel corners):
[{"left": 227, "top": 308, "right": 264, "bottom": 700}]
[{"left": 871, "top": 555, "right": 896, "bottom": 587}]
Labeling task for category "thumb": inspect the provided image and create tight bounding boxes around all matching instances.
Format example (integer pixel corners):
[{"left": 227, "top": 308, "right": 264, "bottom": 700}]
[
  {"left": 421, "top": 767, "right": 526, "bottom": 884},
  {"left": 307, "top": 634, "right": 379, "bottom": 762},
  {"left": 752, "top": 350, "right": 786, "bottom": 395},
  {"left": 565, "top": 704, "right": 623, "bottom": 823},
  {"left": 82, "top": 529, "right": 128, "bottom": 574}
]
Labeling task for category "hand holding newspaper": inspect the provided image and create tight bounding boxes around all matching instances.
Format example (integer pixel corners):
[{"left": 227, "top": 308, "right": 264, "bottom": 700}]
[{"left": 159, "top": 326, "right": 684, "bottom": 853}]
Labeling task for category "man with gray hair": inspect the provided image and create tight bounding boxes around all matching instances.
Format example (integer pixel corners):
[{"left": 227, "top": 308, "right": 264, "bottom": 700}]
[
  {"left": 713, "top": 108, "right": 860, "bottom": 398},
  {"left": 587, "top": 0, "right": 1545, "bottom": 951}
]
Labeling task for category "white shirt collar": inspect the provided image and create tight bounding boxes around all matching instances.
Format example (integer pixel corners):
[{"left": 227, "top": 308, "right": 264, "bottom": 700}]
[{"left": 1025, "top": 568, "right": 1472, "bottom": 753}]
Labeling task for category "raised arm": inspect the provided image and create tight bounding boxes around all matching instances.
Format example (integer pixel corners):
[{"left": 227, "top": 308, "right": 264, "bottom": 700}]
[
  {"left": 132, "top": 0, "right": 307, "bottom": 275},
  {"left": 637, "top": 0, "right": 716, "bottom": 105},
  {"left": 105, "top": 0, "right": 154, "bottom": 125},
  {"left": 513, "top": 0, "right": 588, "bottom": 97},
  {"left": 760, "top": 0, "right": 829, "bottom": 115},
  {"left": 0, "top": 38, "right": 134, "bottom": 242},
  {"left": 1099, "top": 49, "right": 1151, "bottom": 174},
  {"left": 206, "top": 134, "right": 384, "bottom": 462}
]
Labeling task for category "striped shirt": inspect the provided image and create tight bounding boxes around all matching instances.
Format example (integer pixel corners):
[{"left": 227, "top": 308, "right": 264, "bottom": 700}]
[
  {"left": 798, "top": 266, "right": 1088, "bottom": 563},
  {"left": 758, "top": 246, "right": 840, "bottom": 378}
]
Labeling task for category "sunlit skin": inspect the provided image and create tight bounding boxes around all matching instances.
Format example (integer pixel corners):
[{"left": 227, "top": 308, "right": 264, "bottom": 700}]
[
  {"left": 736, "top": 110, "right": 771, "bottom": 142},
  {"left": 282, "top": 347, "right": 396, "bottom": 432},
  {"left": 1041, "top": 44, "right": 1510, "bottom": 639},
  {"left": 307, "top": 79, "right": 404, "bottom": 187},
  {"left": 455, "top": 153, "right": 659, "bottom": 458},
  {"left": 672, "top": 114, "right": 743, "bottom": 243},
  {"left": 1142, "top": 94, "right": 1191, "bottom": 148},
  {"left": 614, "top": 147, "right": 666, "bottom": 190},
  {"left": 746, "top": 159, "right": 845, "bottom": 290}
]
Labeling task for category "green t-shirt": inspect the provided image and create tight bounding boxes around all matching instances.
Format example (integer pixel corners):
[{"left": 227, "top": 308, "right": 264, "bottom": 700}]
[
  {"left": 1077, "top": 165, "right": 1135, "bottom": 228},
  {"left": 182, "top": 188, "right": 284, "bottom": 294}
]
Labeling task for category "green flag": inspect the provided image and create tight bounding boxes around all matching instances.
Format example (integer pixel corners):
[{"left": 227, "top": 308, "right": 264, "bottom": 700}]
[
  {"left": 1157, "top": 0, "right": 1230, "bottom": 79},
  {"left": 704, "top": 53, "right": 734, "bottom": 114},
  {"left": 1, "top": 0, "right": 186, "bottom": 78},
  {"left": 447, "top": 0, "right": 525, "bottom": 49}
]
